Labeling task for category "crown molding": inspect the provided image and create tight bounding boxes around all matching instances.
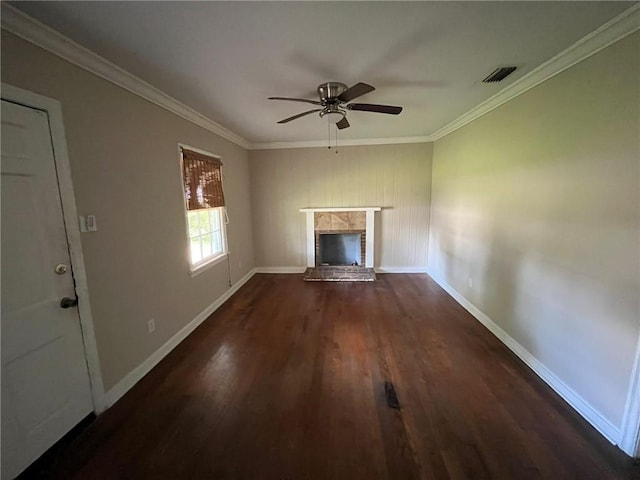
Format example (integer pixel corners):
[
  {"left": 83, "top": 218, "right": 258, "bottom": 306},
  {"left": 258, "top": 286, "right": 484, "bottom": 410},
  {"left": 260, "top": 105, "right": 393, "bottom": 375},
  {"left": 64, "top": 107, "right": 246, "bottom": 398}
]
[
  {"left": 431, "top": 3, "right": 640, "bottom": 141},
  {"left": 3, "top": 3, "right": 637, "bottom": 149},
  {"left": 1, "top": 3, "right": 250, "bottom": 149},
  {"left": 1, "top": 4, "right": 431, "bottom": 151},
  {"left": 249, "top": 135, "right": 434, "bottom": 150}
]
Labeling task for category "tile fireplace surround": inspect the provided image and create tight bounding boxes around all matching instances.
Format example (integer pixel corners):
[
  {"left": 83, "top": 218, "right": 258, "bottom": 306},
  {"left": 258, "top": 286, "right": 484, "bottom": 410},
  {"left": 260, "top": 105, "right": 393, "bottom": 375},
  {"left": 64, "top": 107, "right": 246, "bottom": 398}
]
[{"left": 299, "top": 207, "right": 381, "bottom": 268}]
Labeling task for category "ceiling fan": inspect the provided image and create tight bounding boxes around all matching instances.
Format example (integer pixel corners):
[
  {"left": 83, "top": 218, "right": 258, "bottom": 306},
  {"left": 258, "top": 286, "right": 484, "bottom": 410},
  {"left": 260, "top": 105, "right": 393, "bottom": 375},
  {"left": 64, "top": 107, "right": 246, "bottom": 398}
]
[{"left": 269, "top": 82, "right": 403, "bottom": 130}]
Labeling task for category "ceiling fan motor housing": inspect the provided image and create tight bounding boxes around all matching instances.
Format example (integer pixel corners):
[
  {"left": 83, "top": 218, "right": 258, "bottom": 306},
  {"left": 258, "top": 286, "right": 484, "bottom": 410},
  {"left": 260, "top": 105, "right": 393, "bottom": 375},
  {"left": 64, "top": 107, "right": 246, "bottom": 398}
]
[{"left": 317, "top": 82, "right": 348, "bottom": 104}]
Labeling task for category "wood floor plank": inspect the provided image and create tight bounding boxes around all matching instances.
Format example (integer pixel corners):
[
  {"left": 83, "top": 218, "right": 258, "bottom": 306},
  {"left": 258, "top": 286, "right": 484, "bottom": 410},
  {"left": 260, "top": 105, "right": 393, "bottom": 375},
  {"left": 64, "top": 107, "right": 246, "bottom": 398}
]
[{"left": 17, "top": 274, "right": 635, "bottom": 480}]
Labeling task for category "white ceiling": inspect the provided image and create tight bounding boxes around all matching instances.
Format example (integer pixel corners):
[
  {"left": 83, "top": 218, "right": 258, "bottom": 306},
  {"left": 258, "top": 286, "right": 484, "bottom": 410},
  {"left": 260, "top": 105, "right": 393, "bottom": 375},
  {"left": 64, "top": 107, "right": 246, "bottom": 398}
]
[{"left": 11, "top": 1, "right": 634, "bottom": 145}]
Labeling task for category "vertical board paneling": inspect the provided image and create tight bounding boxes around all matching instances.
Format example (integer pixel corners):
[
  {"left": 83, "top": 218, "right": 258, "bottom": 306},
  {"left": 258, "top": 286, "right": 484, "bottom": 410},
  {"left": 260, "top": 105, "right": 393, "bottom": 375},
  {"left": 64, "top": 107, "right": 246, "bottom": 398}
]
[{"left": 250, "top": 143, "right": 433, "bottom": 269}]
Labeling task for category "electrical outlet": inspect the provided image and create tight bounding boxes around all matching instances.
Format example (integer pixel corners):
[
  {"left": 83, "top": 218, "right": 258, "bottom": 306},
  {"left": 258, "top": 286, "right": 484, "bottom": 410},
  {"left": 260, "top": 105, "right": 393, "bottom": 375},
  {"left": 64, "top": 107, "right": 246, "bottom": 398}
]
[
  {"left": 238, "top": 260, "right": 242, "bottom": 270},
  {"left": 148, "top": 318, "right": 156, "bottom": 333},
  {"left": 468, "top": 277, "right": 473, "bottom": 288}
]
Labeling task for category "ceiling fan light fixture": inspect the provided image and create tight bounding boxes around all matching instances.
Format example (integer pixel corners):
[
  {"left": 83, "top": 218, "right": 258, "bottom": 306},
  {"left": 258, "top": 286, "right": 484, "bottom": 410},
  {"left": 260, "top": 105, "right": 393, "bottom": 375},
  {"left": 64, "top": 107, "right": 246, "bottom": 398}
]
[{"left": 320, "top": 109, "right": 345, "bottom": 124}]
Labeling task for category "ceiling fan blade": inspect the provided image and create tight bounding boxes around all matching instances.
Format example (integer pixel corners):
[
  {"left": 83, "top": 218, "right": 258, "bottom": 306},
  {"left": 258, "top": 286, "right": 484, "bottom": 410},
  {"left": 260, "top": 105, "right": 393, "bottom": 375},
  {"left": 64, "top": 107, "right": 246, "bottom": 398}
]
[
  {"left": 336, "top": 117, "right": 350, "bottom": 130},
  {"left": 269, "top": 96, "right": 322, "bottom": 106},
  {"left": 277, "top": 109, "right": 322, "bottom": 124},
  {"left": 347, "top": 103, "right": 403, "bottom": 115},
  {"left": 338, "top": 82, "right": 375, "bottom": 102}
]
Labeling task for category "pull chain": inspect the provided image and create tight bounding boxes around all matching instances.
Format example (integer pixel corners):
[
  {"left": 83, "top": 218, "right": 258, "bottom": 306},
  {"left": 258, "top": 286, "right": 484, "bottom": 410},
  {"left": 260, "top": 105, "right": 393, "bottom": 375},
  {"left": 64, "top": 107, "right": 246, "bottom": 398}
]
[{"left": 326, "top": 116, "right": 340, "bottom": 154}]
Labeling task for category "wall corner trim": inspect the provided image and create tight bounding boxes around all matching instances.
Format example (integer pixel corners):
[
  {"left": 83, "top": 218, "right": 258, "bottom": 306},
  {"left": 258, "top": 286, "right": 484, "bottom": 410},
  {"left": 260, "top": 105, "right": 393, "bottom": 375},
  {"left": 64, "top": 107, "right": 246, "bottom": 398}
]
[
  {"left": 620, "top": 334, "right": 640, "bottom": 456},
  {"left": 0, "top": 3, "right": 250, "bottom": 150},
  {"left": 426, "top": 269, "right": 623, "bottom": 447},
  {"left": 430, "top": 3, "right": 640, "bottom": 141},
  {"left": 102, "top": 268, "right": 257, "bottom": 409}
]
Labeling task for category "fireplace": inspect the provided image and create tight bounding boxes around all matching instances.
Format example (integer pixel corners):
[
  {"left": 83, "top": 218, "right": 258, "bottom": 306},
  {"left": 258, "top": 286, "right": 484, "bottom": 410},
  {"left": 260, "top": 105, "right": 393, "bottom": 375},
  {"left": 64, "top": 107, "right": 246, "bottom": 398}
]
[
  {"left": 299, "top": 207, "right": 381, "bottom": 268},
  {"left": 317, "top": 233, "right": 363, "bottom": 266}
]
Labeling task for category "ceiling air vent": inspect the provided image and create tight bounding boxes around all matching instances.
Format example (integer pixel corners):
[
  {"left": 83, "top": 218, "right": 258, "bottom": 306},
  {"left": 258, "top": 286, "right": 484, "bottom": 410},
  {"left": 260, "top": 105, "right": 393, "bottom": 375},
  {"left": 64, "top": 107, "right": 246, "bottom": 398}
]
[{"left": 482, "top": 66, "right": 517, "bottom": 83}]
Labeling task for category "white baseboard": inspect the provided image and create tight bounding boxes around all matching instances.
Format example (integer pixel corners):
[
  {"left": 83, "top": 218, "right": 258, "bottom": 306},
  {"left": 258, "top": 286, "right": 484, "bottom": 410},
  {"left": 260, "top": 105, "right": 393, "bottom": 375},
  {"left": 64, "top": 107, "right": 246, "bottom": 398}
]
[
  {"left": 375, "top": 267, "right": 428, "bottom": 273},
  {"left": 620, "top": 333, "right": 640, "bottom": 456},
  {"left": 427, "top": 269, "right": 622, "bottom": 446},
  {"left": 102, "top": 268, "right": 257, "bottom": 408},
  {"left": 254, "top": 266, "right": 306, "bottom": 274},
  {"left": 254, "top": 266, "right": 428, "bottom": 274}
]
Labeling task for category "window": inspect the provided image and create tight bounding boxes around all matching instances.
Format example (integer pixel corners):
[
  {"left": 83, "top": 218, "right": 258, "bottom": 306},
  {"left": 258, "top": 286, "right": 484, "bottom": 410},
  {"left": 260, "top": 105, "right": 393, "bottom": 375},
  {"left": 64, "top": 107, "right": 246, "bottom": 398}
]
[{"left": 180, "top": 146, "right": 228, "bottom": 271}]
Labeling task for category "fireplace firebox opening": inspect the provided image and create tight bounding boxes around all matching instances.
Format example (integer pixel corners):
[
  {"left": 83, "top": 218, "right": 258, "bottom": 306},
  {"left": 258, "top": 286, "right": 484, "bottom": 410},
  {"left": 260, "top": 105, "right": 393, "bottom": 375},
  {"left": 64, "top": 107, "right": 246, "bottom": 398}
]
[{"left": 318, "top": 233, "right": 362, "bottom": 266}]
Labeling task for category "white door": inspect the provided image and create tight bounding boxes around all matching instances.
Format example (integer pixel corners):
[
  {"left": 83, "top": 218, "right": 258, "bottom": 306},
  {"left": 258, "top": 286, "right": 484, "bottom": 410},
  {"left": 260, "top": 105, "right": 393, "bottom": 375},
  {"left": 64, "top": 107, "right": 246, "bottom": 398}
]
[{"left": 1, "top": 100, "right": 94, "bottom": 479}]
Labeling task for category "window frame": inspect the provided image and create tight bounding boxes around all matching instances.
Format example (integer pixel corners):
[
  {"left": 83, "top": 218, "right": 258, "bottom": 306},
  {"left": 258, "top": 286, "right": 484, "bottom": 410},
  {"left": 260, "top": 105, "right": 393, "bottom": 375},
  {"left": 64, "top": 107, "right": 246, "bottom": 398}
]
[{"left": 178, "top": 144, "right": 229, "bottom": 276}]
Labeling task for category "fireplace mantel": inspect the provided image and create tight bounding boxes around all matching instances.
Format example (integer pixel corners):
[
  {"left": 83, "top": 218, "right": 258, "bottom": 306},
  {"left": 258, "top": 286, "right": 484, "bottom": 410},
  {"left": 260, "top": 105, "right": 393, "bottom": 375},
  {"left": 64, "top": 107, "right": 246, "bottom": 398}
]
[
  {"left": 299, "top": 207, "right": 381, "bottom": 268},
  {"left": 299, "top": 207, "right": 382, "bottom": 213}
]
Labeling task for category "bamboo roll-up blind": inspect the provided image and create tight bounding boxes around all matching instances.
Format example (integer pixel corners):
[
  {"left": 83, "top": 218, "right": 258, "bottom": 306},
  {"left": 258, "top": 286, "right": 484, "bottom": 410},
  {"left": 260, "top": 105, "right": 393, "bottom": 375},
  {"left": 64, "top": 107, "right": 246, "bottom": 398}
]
[{"left": 181, "top": 148, "right": 225, "bottom": 210}]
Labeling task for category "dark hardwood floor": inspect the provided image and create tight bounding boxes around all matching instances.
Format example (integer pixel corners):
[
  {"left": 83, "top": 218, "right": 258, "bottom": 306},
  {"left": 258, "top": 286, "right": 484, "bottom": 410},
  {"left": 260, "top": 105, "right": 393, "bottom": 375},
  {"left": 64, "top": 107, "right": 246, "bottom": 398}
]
[{"left": 21, "top": 274, "right": 635, "bottom": 479}]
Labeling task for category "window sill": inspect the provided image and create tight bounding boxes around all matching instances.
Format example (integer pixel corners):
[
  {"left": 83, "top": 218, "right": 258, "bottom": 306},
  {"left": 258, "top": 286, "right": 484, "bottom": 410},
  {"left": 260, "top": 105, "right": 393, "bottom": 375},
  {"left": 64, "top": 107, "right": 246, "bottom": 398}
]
[{"left": 189, "top": 252, "right": 229, "bottom": 278}]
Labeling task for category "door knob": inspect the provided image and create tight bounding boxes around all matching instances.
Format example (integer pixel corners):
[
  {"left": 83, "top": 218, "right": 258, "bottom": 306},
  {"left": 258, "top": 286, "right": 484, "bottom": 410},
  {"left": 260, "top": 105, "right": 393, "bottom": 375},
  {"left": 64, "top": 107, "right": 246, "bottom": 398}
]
[{"left": 60, "top": 297, "right": 78, "bottom": 309}]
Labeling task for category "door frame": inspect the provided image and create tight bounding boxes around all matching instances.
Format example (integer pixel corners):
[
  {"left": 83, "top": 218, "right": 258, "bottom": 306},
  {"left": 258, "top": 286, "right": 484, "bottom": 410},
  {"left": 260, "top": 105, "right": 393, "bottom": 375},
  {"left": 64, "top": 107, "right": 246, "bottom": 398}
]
[{"left": 2, "top": 82, "right": 106, "bottom": 413}]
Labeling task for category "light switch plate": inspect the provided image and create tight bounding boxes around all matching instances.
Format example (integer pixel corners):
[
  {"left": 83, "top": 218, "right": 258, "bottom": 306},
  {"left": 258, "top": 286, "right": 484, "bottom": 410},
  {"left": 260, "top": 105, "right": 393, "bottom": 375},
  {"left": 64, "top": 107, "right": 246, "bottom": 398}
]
[{"left": 87, "top": 215, "right": 97, "bottom": 232}]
